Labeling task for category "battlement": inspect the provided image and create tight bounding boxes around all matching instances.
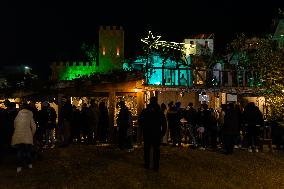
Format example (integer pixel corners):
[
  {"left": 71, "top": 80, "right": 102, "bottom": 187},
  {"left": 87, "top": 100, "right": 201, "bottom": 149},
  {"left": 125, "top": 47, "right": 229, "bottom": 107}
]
[
  {"left": 51, "top": 61, "right": 97, "bottom": 67},
  {"left": 99, "top": 25, "right": 123, "bottom": 31}
]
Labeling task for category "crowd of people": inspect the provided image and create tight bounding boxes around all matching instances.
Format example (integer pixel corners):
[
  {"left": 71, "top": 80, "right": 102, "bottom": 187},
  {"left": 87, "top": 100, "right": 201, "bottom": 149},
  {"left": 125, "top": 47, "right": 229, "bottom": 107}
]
[
  {"left": 1, "top": 97, "right": 283, "bottom": 173},
  {"left": 160, "top": 101, "right": 269, "bottom": 154},
  {"left": 0, "top": 99, "right": 110, "bottom": 173}
]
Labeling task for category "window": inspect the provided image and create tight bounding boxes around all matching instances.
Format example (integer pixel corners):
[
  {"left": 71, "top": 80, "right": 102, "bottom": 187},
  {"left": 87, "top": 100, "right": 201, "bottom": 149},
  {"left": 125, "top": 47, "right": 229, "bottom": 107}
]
[
  {"left": 190, "top": 41, "right": 195, "bottom": 48},
  {"left": 204, "top": 41, "right": 209, "bottom": 48},
  {"left": 116, "top": 48, "right": 120, "bottom": 56},
  {"left": 102, "top": 47, "right": 106, "bottom": 55}
]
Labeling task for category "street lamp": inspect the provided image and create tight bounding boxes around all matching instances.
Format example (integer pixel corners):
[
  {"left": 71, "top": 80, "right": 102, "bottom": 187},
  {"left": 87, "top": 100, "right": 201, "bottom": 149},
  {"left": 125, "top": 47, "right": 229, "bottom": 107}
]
[{"left": 24, "top": 66, "right": 32, "bottom": 74}]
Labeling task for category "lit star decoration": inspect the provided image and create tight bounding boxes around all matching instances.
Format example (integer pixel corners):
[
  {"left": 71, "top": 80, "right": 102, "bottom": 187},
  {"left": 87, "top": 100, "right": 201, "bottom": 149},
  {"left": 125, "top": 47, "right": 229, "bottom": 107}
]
[
  {"left": 141, "top": 31, "right": 161, "bottom": 49},
  {"left": 141, "top": 31, "right": 185, "bottom": 51}
]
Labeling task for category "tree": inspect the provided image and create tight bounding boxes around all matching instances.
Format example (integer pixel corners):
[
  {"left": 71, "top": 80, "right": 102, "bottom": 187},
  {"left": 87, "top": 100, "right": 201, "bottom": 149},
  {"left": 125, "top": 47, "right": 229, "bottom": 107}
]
[
  {"left": 81, "top": 42, "right": 98, "bottom": 62},
  {"left": 253, "top": 38, "right": 284, "bottom": 120},
  {"left": 227, "top": 33, "right": 284, "bottom": 120}
]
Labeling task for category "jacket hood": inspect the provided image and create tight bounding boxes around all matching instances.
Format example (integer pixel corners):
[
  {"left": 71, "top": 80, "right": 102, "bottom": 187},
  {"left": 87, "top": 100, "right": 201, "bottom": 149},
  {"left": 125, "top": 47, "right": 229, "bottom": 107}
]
[{"left": 18, "top": 109, "right": 32, "bottom": 115}]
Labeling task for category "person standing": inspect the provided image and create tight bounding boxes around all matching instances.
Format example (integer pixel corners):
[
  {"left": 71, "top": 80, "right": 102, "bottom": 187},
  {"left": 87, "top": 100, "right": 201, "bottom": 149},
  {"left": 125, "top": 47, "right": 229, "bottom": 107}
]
[
  {"left": 39, "top": 101, "right": 57, "bottom": 149},
  {"left": 0, "top": 106, "right": 10, "bottom": 163},
  {"left": 222, "top": 103, "right": 240, "bottom": 154},
  {"left": 161, "top": 103, "right": 168, "bottom": 145},
  {"left": 179, "top": 74, "right": 187, "bottom": 86},
  {"left": 166, "top": 101, "right": 178, "bottom": 146},
  {"left": 86, "top": 99, "right": 99, "bottom": 145},
  {"left": 139, "top": 96, "right": 167, "bottom": 171},
  {"left": 174, "top": 102, "right": 183, "bottom": 147},
  {"left": 197, "top": 104, "right": 211, "bottom": 149},
  {"left": 0, "top": 101, "right": 17, "bottom": 161},
  {"left": 11, "top": 102, "right": 36, "bottom": 173},
  {"left": 217, "top": 104, "right": 227, "bottom": 146},
  {"left": 71, "top": 105, "right": 82, "bottom": 144},
  {"left": 243, "top": 102, "right": 263, "bottom": 152},
  {"left": 98, "top": 102, "right": 109, "bottom": 143},
  {"left": 4, "top": 101, "right": 18, "bottom": 154},
  {"left": 185, "top": 102, "right": 197, "bottom": 148},
  {"left": 60, "top": 98, "right": 73, "bottom": 147},
  {"left": 117, "top": 101, "right": 132, "bottom": 150},
  {"left": 80, "top": 103, "right": 89, "bottom": 143}
]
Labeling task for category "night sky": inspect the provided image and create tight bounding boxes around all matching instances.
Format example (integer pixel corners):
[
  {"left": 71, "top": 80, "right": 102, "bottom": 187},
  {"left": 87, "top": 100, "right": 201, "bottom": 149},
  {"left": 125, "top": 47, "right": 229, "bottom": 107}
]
[{"left": 2, "top": 1, "right": 283, "bottom": 77}]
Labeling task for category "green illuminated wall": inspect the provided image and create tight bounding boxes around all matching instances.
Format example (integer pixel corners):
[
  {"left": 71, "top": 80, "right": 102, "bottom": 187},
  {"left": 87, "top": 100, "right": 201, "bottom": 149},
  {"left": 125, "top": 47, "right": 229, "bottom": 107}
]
[
  {"left": 58, "top": 61, "right": 99, "bottom": 80},
  {"left": 57, "top": 59, "right": 123, "bottom": 81}
]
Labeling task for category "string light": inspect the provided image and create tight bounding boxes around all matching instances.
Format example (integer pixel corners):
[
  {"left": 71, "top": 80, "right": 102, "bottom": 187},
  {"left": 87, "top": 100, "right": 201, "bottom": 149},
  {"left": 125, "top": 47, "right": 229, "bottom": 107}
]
[{"left": 141, "top": 31, "right": 186, "bottom": 52}]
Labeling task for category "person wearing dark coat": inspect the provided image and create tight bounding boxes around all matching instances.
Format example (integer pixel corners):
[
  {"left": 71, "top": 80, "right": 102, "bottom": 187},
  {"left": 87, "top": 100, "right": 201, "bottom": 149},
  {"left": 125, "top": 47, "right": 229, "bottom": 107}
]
[
  {"left": 161, "top": 103, "right": 169, "bottom": 145},
  {"left": 59, "top": 98, "right": 73, "bottom": 147},
  {"left": 243, "top": 102, "right": 263, "bottom": 152},
  {"left": 71, "top": 105, "right": 82, "bottom": 144},
  {"left": 0, "top": 107, "right": 8, "bottom": 163},
  {"left": 80, "top": 103, "right": 89, "bottom": 142},
  {"left": 85, "top": 100, "right": 99, "bottom": 145},
  {"left": 117, "top": 101, "right": 132, "bottom": 150},
  {"left": 98, "top": 102, "right": 109, "bottom": 143},
  {"left": 174, "top": 102, "right": 183, "bottom": 147},
  {"left": 166, "top": 101, "right": 179, "bottom": 146},
  {"left": 185, "top": 102, "right": 197, "bottom": 147},
  {"left": 222, "top": 103, "right": 240, "bottom": 154},
  {"left": 139, "top": 96, "right": 167, "bottom": 171},
  {"left": 2, "top": 102, "right": 18, "bottom": 154},
  {"left": 197, "top": 103, "right": 211, "bottom": 149},
  {"left": 209, "top": 108, "right": 218, "bottom": 149},
  {"left": 39, "top": 102, "right": 57, "bottom": 148},
  {"left": 234, "top": 104, "right": 243, "bottom": 148}
]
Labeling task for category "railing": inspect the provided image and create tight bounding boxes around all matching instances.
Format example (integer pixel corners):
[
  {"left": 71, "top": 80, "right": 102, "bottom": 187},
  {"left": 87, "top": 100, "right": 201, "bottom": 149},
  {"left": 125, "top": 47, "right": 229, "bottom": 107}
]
[{"left": 144, "top": 67, "right": 262, "bottom": 88}]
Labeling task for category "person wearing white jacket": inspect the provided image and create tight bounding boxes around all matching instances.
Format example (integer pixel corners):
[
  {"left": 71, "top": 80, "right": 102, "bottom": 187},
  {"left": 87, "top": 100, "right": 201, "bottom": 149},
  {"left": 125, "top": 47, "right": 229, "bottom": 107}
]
[{"left": 11, "top": 102, "right": 36, "bottom": 173}]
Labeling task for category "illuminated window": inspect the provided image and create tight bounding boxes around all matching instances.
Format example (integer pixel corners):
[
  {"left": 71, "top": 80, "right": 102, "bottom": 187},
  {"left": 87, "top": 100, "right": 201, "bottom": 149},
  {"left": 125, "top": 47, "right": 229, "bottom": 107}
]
[
  {"left": 204, "top": 41, "right": 208, "bottom": 48},
  {"left": 190, "top": 41, "right": 195, "bottom": 48},
  {"left": 103, "top": 47, "right": 106, "bottom": 55},
  {"left": 116, "top": 48, "right": 120, "bottom": 56}
]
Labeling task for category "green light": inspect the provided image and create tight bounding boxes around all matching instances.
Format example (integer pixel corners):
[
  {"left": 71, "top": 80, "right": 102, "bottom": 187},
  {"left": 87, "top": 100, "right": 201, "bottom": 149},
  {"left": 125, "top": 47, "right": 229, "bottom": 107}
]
[
  {"left": 59, "top": 61, "right": 99, "bottom": 80},
  {"left": 134, "top": 53, "right": 191, "bottom": 86}
]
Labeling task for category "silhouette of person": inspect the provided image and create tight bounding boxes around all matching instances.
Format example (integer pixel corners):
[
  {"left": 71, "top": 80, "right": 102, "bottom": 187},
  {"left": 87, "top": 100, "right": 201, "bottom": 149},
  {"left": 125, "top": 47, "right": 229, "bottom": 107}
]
[{"left": 139, "top": 96, "right": 167, "bottom": 171}]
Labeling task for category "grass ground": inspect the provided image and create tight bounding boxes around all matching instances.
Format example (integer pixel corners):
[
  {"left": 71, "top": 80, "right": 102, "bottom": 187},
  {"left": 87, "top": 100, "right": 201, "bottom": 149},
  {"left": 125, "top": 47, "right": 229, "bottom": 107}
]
[{"left": 0, "top": 144, "right": 283, "bottom": 189}]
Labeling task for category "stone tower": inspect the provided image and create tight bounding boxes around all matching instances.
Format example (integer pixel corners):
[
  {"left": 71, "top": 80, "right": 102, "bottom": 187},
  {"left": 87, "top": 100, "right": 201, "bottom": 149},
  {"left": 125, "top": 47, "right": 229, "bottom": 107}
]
[{"left": 98, "top": 26, "right": 124, "bottom": 73}]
